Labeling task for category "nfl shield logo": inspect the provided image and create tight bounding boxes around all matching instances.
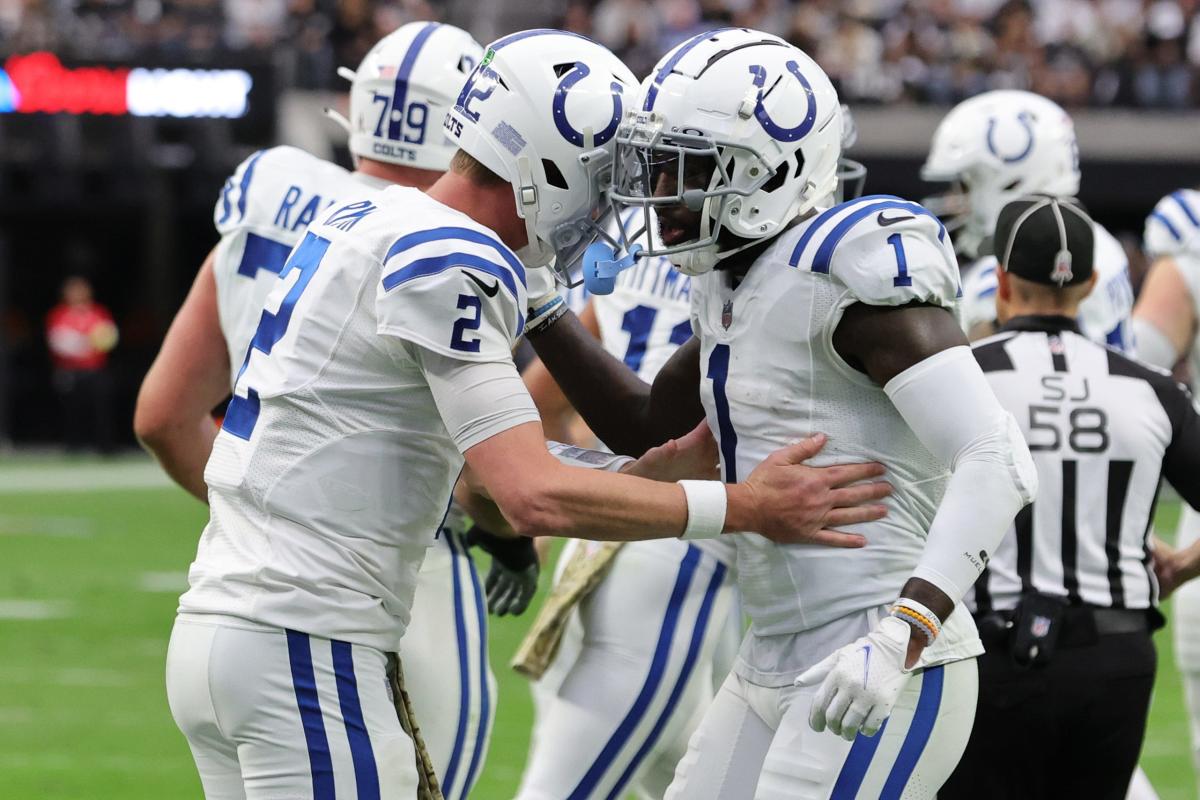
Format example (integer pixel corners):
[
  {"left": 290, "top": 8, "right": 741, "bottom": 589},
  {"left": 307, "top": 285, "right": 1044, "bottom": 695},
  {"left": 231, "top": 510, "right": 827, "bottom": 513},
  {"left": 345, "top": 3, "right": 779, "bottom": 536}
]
[
  {"left": 1032, "top": 615, "right": 1052, "bottom": 638},
  {"left": 721, "top": 300, "right": 733, "bottom": 330}
]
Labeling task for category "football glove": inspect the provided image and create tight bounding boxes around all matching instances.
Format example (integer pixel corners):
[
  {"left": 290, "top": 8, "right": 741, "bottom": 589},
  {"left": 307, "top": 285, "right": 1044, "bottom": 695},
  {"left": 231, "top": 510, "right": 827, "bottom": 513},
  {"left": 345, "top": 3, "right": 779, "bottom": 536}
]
[
  {"left": 466, "top": 525, "right": 539, "bottom": 617},
  {"left": 794, "top": 615, "right": 916, "bottom": 741}
]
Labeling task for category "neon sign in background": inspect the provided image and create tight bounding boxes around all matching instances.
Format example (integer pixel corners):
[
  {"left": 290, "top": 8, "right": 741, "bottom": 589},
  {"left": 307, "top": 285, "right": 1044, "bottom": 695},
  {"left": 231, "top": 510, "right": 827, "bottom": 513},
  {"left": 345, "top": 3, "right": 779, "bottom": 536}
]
[{"left": 0, "top": 52, "right": 252, "bottom": 118}]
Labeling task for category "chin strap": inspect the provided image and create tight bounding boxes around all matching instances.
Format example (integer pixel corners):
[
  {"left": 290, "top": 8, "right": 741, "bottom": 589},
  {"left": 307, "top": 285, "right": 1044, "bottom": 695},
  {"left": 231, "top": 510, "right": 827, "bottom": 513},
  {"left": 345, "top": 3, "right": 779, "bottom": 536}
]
[{"left": 515, "top": 156, "right": 554, "bottom": 267}]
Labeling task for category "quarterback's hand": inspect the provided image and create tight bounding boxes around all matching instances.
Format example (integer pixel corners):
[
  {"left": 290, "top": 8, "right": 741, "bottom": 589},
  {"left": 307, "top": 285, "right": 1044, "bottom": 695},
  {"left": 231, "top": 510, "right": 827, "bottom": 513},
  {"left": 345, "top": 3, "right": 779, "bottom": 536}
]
[
  {"left": 466, "top": 525, "right": 540, "bottom": 616},
  {"left": 621, "top": 420, "right": 719, "bottom": 482},
  {"left": 795, "top": 616, "right": 917, "bottom": 741},
  {"left": 736, "top": 433, "right": 890, "bottom": 547}
]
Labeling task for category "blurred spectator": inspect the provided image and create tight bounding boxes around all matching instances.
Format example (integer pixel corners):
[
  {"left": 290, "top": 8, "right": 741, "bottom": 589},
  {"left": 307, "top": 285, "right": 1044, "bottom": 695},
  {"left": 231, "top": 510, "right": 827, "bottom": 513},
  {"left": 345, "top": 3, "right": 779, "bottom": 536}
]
[
  {"left": 46, "top": 276, "right": 118, "bottom": 453},
  {"left": 0, "top": 0, "right": 1197, "bottom": 108}
]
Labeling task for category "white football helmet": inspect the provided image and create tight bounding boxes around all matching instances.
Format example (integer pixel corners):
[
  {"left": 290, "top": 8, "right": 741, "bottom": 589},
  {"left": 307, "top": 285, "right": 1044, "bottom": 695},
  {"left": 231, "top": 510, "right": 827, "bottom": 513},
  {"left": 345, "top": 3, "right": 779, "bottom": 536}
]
[
  {"left": 1144, "top": 188, "right": 1200, "bottom": 259},
  {"left": 445, "top": 29, "right": 637, "bottom": 276},
  {"left": 335, "top": 22, "right": 483, "bottom": 171},
  {"left": 921, "top": 90, "right": 1080, "bottom": 258},
  {"left": 609, "top": 28, "right": 842, "bottom": 275}
]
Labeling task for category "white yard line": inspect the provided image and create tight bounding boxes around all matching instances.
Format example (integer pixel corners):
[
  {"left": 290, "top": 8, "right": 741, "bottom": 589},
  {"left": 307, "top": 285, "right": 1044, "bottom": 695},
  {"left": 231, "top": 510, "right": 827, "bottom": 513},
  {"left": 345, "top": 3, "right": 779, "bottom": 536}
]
[
  {"left": 0, "top": 514, "right": 94, "bottom": 538},
  {"left": 137, "top": 571, "right": 189, "bottom": 592},
  {"left": 0, "top": 599, "right": 71, "bottom": 620},
  {"left": 0, "top": 460, "right": 173, "bottom": 493}
]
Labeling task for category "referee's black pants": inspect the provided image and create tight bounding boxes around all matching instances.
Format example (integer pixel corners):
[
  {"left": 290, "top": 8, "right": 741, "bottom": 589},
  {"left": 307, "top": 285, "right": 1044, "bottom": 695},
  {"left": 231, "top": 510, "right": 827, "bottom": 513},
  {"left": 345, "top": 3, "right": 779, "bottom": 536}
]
[{"left": 940, "top": 610, "right": 1156, "bottom": 800}]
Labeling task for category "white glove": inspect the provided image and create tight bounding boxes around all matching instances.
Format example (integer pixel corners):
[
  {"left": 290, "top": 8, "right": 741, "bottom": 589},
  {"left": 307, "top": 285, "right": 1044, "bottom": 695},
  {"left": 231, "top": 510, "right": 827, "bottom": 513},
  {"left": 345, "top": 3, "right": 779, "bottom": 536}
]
[
  {"left": 525, "top": 265, "right": 565, "bottom": 334},
  {"left": 794, "top": 615, "right": 916, "bottom": 741}
]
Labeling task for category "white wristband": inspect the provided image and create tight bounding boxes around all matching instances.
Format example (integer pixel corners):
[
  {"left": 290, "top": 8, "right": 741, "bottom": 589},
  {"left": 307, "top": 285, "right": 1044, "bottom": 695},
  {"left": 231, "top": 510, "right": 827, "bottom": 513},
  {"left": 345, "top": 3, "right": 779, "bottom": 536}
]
[{"left": 678, "top": 480, "right": 727, "bottom": 540}]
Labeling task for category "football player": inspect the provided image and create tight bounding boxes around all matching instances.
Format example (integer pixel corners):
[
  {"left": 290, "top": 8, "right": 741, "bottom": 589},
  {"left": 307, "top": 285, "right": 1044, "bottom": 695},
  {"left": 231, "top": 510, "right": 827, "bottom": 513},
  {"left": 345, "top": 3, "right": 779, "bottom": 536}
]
[
  {"left": 921, "top": 90, "right": 1135, "bottom": 350},
  {"left": 515, "top": 210, "right": 742, "bottom": 800},
  {"left": 1132, "top": 187, "right": 1200, "bottom": 793},
  {"left": 161, "top": 29, "right": 892, "bottom": 799},
  {"left": 524, "top": 29, "right": 1037, "bottom": 798},
  {"left": 135, "top": 23, "right": 510, "bottom": 798}
]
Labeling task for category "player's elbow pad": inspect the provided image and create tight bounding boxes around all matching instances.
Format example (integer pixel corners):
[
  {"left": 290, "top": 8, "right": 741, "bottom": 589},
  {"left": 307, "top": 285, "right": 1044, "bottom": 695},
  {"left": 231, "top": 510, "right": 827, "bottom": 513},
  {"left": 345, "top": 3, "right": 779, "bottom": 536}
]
[{"left": 887, "top": 346, "right": 1038, "bottom": 602}]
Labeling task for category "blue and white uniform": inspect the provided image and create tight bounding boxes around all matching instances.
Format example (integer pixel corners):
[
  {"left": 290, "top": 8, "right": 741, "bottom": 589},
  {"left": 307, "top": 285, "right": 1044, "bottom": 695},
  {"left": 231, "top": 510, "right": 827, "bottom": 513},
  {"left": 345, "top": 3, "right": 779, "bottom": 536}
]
[
  {"left": 666, "top": 196, "right": 981, "bottom": 800},
  {"left": 210, "top": 147, "right": 496, "bottom": 799},
  {"left": 958, "top": 220, "right": 1135, "bottom": 351},
  {"left": 168, "top": 183, "right": 529, "bottom": 799},
  {"left": 518, "top": 215, "right": 741, "bottom": 800},
  {"left": 1144, "top": 188, "right": 1200, "bottom": 780}
]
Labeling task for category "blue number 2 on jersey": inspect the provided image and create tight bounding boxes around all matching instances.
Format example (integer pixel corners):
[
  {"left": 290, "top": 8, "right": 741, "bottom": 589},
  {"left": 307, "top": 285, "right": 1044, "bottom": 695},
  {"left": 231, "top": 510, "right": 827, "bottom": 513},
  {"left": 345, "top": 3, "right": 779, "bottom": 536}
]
[{"left": 224, "top": 231, "right": 331, "bottom": 440}]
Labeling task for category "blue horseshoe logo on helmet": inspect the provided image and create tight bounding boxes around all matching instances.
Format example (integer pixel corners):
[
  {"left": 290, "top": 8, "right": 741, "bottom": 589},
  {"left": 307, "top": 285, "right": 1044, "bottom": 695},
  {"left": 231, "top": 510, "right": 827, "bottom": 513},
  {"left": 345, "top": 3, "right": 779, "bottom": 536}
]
[
  {"left": 747, "top": 61, "right": 817, "bottom": 143},
  {"left": 553, "top": 62, "right": 623, "bottom": 148},
  {"left": 986, "top": 111, "right": 1035, "bottom": 163}
]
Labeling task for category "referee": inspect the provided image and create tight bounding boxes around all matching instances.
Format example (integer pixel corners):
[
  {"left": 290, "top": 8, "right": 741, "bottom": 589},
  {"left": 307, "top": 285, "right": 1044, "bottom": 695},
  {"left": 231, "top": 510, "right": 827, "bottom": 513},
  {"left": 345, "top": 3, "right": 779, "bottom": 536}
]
[{"left": 939, "top": 196, "right": 1200, "bottom": 800}]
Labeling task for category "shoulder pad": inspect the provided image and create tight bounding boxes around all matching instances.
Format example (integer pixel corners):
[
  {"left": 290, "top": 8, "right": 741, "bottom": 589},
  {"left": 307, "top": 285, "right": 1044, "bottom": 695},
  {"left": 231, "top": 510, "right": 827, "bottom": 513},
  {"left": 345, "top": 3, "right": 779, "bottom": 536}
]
[
  {"left": 213, "top": 146, "right": 350, "bottom": 238},
  {"left": 788, "top": 195, "right": 960, "bottom": 308},
  {"left": 1144, "top": 189, "right": 1200, "bottom": 259},
  {"left": 376, "top": 224, "right": 527, "bottom": 360}
]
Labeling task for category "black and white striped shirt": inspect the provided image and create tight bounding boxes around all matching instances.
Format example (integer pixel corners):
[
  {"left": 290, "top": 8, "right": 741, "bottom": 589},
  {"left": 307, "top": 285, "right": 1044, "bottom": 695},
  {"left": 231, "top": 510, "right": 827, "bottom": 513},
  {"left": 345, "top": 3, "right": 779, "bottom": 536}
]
[{"left": 970, "top": 315, "right": 1200, "bottom": 612}]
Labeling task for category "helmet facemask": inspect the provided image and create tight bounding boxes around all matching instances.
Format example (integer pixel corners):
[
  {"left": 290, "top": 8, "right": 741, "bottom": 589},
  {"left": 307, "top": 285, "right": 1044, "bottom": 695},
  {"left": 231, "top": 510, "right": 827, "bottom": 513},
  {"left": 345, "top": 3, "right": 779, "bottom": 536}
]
[{"left": 609, "top": 111, "right": 810, "bottom": 275}]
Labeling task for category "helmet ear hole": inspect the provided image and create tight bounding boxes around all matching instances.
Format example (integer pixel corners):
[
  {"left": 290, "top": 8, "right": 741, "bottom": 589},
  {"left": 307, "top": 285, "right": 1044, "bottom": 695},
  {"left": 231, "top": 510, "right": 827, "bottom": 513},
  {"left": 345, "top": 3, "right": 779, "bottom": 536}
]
[
  {"left": 792, "top": 152, "right": 806, "bottom": 179},
  {"left": 542, "top": 159, "right": 569, "bottom": 190},
  {"left": 761, "top": 163, "right": 788, "bottom": 194}
]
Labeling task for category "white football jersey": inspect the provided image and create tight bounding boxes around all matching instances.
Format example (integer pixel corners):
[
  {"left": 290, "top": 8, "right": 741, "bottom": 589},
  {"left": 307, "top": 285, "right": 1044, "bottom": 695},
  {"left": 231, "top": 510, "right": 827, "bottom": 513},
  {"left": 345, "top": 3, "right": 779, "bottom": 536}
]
[
  {"left": 180, "top": 186, "right": 528, "bottom": 651},
  {"left": 592, "top": 212, "right": 737, "bottom": 566},
  {"left": 691, "top": 195, "right": 978, "bottom": 662},
  {"left": 593, "top": 213, "right": 694, "bottom": 382},
  {"left": 959, "top": 221, "right": 1134, "bottom": 351},
  {"left": 1144, "top": 189, "right": 1200, "bottom": 390},
  {"left": 213, "top": 146, "right": 386, "bottom": 376}
]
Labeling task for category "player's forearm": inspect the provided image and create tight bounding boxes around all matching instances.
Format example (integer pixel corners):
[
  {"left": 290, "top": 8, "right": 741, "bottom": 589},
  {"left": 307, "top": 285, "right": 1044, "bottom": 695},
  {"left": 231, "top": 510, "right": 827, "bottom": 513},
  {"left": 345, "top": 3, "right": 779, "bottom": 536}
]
[
  {"left": 503, "top": 460, "right": 763, "bottom": 541},
  {"left": 887, "top": 347, "right": 1038, "bottom": 609},
  {"left": 137, "top": 415, "right": 217, "bottom": 502},
  {"left": 527, "top": 310, "right": 689, "bottom": 455}
]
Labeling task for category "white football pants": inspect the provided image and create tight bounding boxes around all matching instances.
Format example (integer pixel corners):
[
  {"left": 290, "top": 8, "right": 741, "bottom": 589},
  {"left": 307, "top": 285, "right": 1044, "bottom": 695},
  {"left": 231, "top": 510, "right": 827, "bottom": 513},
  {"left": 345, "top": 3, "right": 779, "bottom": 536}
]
[
  {"left": 1175, "top": 505, "right": 1200, "bottom": 793},
  {"left": 665, "top": 658, "right": 978, "bottom": 800},
  {"left": 167, "top": 616, "right": 418, "bottom": 800},
  {"left": 400, "top": 530, "right": 495, "bottom": 800},
  {"left": 517, "top": 540, "right": 738, "bottom": 800}
]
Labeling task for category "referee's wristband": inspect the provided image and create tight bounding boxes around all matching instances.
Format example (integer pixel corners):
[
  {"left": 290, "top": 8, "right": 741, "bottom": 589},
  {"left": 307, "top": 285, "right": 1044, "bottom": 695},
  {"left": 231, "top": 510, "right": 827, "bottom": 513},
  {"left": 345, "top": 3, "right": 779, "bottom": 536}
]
[{"left": 678, "top": 480, "right": 726, "bottom": 540}]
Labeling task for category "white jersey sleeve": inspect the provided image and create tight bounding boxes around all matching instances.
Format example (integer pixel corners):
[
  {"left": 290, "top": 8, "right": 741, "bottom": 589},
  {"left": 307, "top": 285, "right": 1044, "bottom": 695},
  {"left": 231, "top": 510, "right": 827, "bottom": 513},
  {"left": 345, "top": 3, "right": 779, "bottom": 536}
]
[
  {"left": 791, "top": 196, "right": 961, "bottom": 310},
  {"left": 376, "top": 227, "right": 527, "bottom": 362},
  {"left": 958, "top": 257, "right": 999, "bottom": 334},
  {"left": 1144, "top": 189, "right": 1200, "bottom": 259},
  {"left": 1077, "top": 222, "right": 1134, "bottom": 351}
]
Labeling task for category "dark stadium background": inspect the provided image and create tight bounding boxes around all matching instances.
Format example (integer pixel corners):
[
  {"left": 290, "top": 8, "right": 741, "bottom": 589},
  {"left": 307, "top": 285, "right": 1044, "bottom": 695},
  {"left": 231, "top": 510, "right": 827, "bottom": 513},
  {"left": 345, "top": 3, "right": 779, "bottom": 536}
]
[{"left": 2, "top": 0, "right": 1200, "bottom": 449}]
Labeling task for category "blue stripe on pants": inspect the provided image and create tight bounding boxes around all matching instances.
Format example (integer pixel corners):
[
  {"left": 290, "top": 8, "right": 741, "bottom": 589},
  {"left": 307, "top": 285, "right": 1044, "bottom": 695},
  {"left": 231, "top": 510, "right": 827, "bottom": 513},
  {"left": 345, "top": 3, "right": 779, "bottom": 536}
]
[
  {"left": 441, "top": 533, "right": 472, "bottom": 799},
  {"left": 332, "top": 640, "right": 380, "bottom": 800},
  {"left": 286, "top": 629, "right": 335, "bottom": 800},
  {"left": 461, "top": 542, "right": 492, "bottom": 798},
  {"left": 830, "top": 719, "right": 890, "bottom": 799},
  {"left": 880, "top": 665, "right": 945, "bottom": 799},
  {"left": 604, "top": 557, "right": 727, "bottom": 800},
  {"left": 566, "top": 545, "right": 702, "bottom": 800}
]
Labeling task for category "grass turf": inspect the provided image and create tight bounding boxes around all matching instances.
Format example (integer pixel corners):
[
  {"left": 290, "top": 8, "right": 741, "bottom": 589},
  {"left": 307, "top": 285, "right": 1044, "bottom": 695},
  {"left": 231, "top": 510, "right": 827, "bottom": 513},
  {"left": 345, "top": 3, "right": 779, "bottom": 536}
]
[{"left": 0, "top": 459, "right": 1192, "bottom": 798}]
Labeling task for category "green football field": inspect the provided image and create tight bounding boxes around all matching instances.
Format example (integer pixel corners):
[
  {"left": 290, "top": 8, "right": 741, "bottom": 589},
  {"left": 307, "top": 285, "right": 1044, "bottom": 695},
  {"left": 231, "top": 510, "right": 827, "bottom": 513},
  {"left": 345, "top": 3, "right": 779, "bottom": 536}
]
[{"left": 0, "top": 455, "right": 1193, "bottom": 798}]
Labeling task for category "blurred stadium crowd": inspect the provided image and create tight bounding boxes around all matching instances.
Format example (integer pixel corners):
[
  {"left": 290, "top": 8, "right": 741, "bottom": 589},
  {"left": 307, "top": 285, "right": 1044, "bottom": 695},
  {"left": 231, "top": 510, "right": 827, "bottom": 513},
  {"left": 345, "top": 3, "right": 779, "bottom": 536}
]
[{"left": 2, "top": 0, "right": 1199, "bottom": 107}]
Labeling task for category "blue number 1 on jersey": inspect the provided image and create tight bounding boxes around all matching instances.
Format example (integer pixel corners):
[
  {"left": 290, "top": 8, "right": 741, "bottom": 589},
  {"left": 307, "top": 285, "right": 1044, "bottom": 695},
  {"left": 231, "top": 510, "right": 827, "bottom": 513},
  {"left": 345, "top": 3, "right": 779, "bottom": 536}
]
[
  {"left": 224, "top": 232, "right": 331, "bottom": 440},
  {"left": 707, "top": 344, "right": 738, "bottom": 483}
]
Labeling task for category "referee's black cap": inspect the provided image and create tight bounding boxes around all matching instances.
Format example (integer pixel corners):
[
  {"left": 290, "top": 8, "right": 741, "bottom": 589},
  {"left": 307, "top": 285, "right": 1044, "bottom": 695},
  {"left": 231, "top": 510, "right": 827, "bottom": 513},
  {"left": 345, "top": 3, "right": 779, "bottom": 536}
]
[{"left": 995, "top": 195, "right": 1095, "bottom": 287}]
